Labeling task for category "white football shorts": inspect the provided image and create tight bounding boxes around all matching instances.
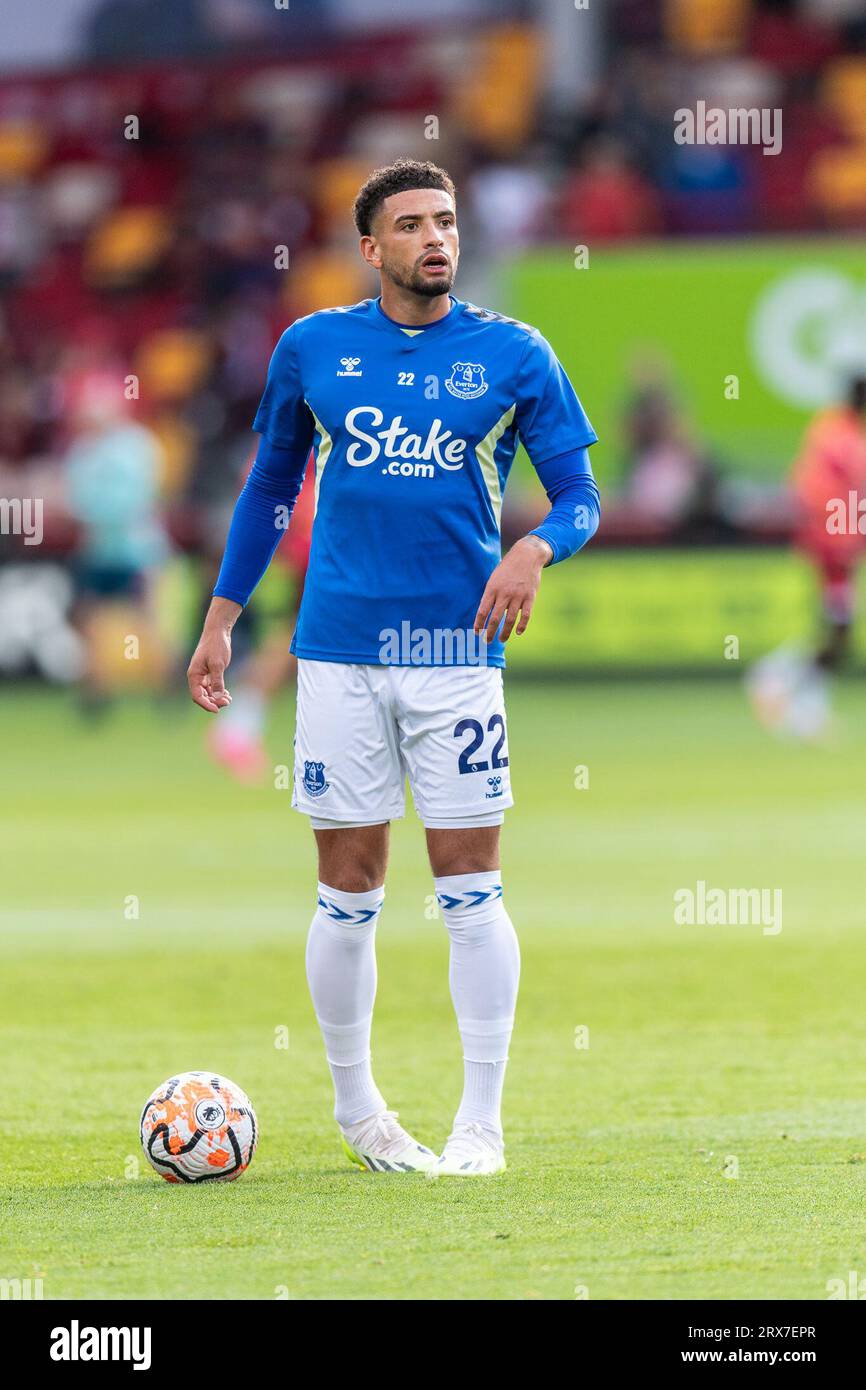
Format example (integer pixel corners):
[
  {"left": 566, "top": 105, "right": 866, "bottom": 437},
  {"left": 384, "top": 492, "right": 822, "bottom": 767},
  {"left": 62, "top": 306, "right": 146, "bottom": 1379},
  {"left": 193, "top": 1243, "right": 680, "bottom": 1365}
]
[{"left": 292, "top": 660, "right": 514, "bottom": 829}]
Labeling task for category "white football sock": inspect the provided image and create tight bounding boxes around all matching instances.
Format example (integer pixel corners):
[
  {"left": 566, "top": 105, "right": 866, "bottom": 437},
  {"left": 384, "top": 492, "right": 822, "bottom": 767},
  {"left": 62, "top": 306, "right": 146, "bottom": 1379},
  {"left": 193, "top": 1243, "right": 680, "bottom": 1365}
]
[
  {"left": 306, "top": 882, "right": 386, "bottom": 1127},
  {"left": 434, "top": 871, "right": 520, "bottom": 1140}
]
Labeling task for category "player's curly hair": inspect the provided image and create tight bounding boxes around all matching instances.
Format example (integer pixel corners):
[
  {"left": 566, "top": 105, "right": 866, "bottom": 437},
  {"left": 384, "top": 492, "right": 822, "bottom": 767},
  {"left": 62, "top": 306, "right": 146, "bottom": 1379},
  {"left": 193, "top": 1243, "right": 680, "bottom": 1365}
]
[{"left": 352, "top": 159, "right": 456, "bottom": 237}]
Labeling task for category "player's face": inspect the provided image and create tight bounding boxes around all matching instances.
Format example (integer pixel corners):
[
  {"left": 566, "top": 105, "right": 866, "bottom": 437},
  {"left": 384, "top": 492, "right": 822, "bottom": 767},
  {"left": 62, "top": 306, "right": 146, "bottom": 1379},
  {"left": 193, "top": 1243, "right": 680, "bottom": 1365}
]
[{"left": 364, "top": 189, "right": 459, "bottom": 297}]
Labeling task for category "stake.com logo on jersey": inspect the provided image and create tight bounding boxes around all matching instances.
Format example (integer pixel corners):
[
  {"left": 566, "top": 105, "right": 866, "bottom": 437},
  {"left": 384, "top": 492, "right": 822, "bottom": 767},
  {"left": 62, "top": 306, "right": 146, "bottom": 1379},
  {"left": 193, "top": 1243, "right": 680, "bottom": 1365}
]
[{"left": 344, "top": 407, "right": 467, "bottom": 475}]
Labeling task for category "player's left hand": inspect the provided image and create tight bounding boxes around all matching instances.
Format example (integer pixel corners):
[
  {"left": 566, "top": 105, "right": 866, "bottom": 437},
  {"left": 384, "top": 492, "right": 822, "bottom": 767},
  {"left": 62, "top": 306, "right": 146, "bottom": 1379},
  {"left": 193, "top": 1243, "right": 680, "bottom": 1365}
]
[{"left": 473, "top": 535, "right": 553, "bottom": 644}]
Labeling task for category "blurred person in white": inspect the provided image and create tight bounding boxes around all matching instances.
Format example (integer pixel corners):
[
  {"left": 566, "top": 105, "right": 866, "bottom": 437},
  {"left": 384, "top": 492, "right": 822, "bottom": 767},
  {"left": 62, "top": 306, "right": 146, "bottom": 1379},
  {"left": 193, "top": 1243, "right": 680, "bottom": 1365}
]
[
  {"left": 64, "top": 369, "right": 170, "bottom": 711},
  {"left": 465, "top": 154, "right": 552, "bottom": 261}
]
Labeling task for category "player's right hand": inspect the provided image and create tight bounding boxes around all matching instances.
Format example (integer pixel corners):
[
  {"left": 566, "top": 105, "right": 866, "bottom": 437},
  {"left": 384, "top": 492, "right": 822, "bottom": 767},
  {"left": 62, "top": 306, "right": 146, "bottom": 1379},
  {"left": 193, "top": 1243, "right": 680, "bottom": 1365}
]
[{"left": 187, "top": 625, "right": 233, "bottom": 713}]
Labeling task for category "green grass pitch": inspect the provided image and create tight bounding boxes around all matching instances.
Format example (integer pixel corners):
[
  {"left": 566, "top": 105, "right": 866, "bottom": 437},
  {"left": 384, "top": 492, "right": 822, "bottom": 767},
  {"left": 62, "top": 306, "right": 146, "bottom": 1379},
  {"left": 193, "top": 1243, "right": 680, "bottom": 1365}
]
[{"left": 2, "top": 677, "right": 866, "bottom": 1300}]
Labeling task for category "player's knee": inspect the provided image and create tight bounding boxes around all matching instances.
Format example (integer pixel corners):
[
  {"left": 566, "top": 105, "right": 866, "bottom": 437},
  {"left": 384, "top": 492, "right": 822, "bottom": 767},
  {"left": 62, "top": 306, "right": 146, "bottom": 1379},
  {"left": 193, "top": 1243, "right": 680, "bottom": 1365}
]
[
  {"left": 426, "top": 827, "right": 500, "bottom": 879},
  {"left": 314, "top": 825, "right": 388, "bottom": 893},
  {"left": 333, "top": 867, "right": 383, "bottom": 889},
  {"left": 316, "top": 851, "right": 386, "bottom": 894},
  {"left": 321, "top": 865, "right": 384, "bottom": 894}
]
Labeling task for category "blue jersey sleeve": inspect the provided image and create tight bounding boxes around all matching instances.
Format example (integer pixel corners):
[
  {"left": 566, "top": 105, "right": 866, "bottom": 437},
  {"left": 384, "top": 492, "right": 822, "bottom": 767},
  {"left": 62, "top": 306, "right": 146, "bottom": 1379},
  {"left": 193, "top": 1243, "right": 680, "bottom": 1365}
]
[
  {"left": 252, "top": 324, "right": 315, "bottom": 451},
  {"left": 514, "top": 331, "right": 598, "bottom": 466},
  {"left": 528, "top": 447, "right": 600, "bottom": 565},
  {"left": 213, "top": 326, "right": 315, "bottom": 607},
  {"left": 212, "top": 437, "right": 310, "bottom": 607}
]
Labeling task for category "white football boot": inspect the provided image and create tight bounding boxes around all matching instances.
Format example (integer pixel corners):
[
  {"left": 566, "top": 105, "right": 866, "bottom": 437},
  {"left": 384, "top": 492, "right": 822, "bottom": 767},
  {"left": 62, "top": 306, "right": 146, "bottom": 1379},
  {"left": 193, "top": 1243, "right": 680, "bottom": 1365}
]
[
  {"left": 746, "top": 644, "right": 808, "bottom": 734},
  {"left": 340, "top": 1109, "right": 437, "bottom": 1173},
  {"left": 428, "top": 1121, "right": 506, "bottom": 1178}
]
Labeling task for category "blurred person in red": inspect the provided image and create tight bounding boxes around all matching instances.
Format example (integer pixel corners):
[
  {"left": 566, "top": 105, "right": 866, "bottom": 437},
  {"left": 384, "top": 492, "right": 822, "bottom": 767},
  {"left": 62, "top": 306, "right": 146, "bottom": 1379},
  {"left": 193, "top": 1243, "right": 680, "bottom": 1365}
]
[
  {"left": 559, "top": 137, "right": 662, "bottom": 243},
  {"left": 207, "top": 450, "right": 315, "bottom": 781},
  {"left": 793, "top": 374, "right": 866, "bottom": 671},
  {"left": 64, "top": 367, "right": 170, "bottom": 711},
  {"left": 748, "top": 375, "right": 866, "bottom": 738}
]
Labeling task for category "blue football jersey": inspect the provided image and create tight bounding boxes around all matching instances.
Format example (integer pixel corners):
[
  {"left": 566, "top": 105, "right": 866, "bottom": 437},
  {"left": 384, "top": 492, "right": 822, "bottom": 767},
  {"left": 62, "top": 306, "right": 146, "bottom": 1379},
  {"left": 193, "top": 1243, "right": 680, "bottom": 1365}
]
[{"left": 250, "top": 295, "right": 597, "bottom": 668}]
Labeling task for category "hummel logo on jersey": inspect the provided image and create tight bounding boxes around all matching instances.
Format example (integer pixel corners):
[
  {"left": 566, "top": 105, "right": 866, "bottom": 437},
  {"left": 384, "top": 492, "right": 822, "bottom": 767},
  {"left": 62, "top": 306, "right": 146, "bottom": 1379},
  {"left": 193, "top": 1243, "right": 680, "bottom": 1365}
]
[
  {"left": 337, "top": 356, "right": 362, "bottom": 377},
  {"left": 344, "top": 406, "right": 467, "bottom": 471},
  {"left": 445, "top": 361, "right": 488, "bottom": 400}
]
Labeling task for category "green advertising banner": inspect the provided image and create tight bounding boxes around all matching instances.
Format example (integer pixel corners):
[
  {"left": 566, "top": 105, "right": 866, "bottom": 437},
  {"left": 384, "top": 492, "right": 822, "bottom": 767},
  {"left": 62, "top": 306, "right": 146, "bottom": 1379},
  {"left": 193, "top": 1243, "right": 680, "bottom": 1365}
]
[
  {"left": 504, "top": 547, "right": 866, "bottom": 675},
  {"left": 504, "top": 239, "right": 866, "bottom": 487}
]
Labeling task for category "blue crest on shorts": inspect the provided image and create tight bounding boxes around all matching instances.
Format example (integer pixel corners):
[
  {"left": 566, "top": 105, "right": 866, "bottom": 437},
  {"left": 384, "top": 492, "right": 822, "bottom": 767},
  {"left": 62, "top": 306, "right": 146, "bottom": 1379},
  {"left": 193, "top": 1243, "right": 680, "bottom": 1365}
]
[
  {"left": 303, "top": 760, "right": 330, "bottom": 798},
  {"left": 485, "top": 774, "right": 503, "bottom": 799}
]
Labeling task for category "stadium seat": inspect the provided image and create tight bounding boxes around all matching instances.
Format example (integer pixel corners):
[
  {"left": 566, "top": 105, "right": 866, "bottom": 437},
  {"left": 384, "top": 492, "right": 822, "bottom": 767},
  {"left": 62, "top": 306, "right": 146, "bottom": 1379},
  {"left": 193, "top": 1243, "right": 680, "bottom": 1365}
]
[
  {"left": 313, "top": 158, "right": 375, "bottom": 226},
  {"left": 84, "top": 206, "right": 172, "bottom": 288},
  {"left": 42, "top": 163, "right": 120, "bottom": 240},
  {"left": 664, "top": 0, "right": 750, "bottom": 55},
  {"left": 822, "top": 58, "right": 866, "bottom": 142},
  {"left": 284, "top": 247, "right": 367, "bottom": 318},
  {"left": 452, "top": 25, "right": 542, "bottom": 153},
  {"left": 238, "top": 66, "right": 329, "bottom": 142},
  {"left": 133, "top": 329, "right": 212, "bottom": 403},
  {"left": 807, "top": 144, "right": 866, "bottom": 220},
  {"left": 0, "top": 120, "right": 48, "bottom": 179},
  {"left": 147, "top": 413, "right": 197, "bottom": 499},
  {"left": 346, "top": 113, "right": 431, "bottom": 167}
]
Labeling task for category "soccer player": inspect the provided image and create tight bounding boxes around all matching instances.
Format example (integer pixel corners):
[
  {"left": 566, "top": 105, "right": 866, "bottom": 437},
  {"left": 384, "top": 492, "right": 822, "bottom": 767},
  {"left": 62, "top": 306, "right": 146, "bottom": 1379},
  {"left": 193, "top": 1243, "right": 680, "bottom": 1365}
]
[
  {"left": 187, "top": 160, "right": 600, "bottom": 1176},
  {"left": 792, "top": 375, "right": 866, "bottom": 672},
  {"left": 748, "top": 375, "right": 866, "bottom": 739}
]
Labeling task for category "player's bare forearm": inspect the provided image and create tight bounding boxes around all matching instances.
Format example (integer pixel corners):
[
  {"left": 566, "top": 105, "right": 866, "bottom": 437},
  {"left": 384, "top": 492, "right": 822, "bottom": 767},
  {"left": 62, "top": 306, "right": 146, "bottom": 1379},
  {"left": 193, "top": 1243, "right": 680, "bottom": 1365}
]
[
  {"left": 187, "top": 596, "right": 242, "bottom": 712},
  {"left": 473, "top": 534, "right": 553, "bottom": 644}
]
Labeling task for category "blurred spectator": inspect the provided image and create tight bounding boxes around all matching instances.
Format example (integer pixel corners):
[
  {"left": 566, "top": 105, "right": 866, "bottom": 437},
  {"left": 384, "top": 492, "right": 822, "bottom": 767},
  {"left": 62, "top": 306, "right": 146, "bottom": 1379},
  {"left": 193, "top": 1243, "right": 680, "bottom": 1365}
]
[
  {"left": 621, "top": 360, "right": 721, "bottom": 534},
  {"left": 558, "top": 137, "right": 663, "bottom": 242},
  {"left": 63, "top": 368, "right": 171, "bottom": 706},
  {"left": 466, "top": 156, "right": 551, "bottom": 258},
  {"left": 747, "top": 374, "right": 866, "bottom": 739}
]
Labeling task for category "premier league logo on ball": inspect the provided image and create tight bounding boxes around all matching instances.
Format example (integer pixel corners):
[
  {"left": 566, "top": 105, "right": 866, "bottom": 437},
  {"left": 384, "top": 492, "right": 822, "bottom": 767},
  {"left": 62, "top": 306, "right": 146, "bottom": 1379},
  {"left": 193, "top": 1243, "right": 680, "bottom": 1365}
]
[
  {"left": 303, "top": 760, "right": 330, "bottom": 797},
  {"left": 445, "top": 362, "right": 488, "bottom": 400}
]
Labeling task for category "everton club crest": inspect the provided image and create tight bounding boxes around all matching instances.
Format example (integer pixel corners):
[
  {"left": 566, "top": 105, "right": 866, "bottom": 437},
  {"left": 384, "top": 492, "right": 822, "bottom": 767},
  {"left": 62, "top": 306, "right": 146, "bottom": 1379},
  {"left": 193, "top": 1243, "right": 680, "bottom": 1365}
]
[
  {"left": 445, "top": 362, "right": 488, "bottom": 400},
  {"left": 303, "top": 760, "right": 330, "bottom": 798}
]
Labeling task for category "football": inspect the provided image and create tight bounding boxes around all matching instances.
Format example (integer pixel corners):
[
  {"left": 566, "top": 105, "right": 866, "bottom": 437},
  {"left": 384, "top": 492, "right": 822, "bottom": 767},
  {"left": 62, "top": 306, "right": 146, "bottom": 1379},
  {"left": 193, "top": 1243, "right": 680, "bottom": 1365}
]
[{"left": 140, "top": 1072, "right": 258, "bottom": 1183}]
